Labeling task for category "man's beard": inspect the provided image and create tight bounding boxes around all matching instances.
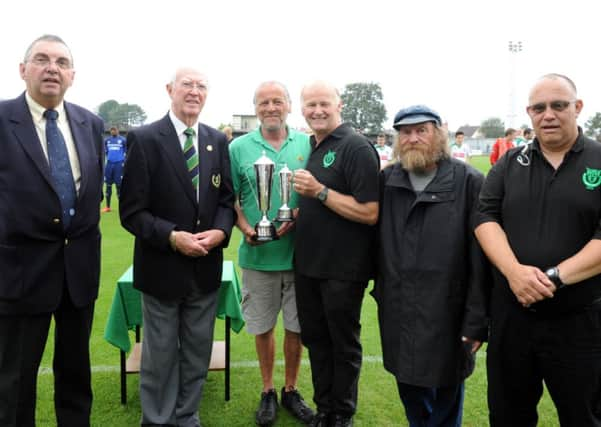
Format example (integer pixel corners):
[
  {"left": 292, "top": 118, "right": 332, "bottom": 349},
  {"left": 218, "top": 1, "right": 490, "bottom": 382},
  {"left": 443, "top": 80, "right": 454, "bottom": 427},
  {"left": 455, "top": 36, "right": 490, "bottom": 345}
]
[
  {"left": 262, "top": 117, "right": 284, "bottom": 132},
  {"left": 399, "top": 140, "right": 445, "bottom": 173}
]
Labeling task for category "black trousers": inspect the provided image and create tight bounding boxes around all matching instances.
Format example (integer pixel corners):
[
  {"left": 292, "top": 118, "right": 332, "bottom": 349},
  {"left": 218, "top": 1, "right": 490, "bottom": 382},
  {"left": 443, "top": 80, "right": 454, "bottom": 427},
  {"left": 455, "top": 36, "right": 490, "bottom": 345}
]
[
  {"left": 0, "top": 293, "right": 94, "bottom": 427},
  {"left": 294, "top": 273, "right": 366, "bottom": 417},
  {"left": 487, "top": 302, "right": 601, "bottom": 427}
]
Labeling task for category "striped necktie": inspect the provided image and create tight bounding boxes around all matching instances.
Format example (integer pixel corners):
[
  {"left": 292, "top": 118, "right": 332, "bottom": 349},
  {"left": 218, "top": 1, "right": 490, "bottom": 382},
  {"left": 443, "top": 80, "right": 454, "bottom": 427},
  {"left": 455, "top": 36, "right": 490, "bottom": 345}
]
[
  {"left": 44, "top": 109, "right": 76, "bottom": 229},
  {"left": 183, "top": 127, "right": 199, "bottom": 190}
]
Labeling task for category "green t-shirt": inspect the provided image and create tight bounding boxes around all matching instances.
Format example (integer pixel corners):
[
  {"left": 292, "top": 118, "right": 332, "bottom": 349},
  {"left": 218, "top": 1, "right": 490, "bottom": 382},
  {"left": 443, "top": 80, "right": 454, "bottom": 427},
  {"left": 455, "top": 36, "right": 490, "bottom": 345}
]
[{"left": 229, "top": 127, "right": 310, "bottom": 271}]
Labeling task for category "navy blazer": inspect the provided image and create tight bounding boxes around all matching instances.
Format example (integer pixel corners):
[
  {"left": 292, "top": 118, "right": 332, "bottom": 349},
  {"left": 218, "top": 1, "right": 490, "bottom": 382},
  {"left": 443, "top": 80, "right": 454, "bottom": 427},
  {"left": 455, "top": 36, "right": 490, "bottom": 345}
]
[
  {"left": 0, "top": 93, "right": 104, "bottom": 314},
  {"left": 119, "top": 114, "right": 235, "bottom": 300}
]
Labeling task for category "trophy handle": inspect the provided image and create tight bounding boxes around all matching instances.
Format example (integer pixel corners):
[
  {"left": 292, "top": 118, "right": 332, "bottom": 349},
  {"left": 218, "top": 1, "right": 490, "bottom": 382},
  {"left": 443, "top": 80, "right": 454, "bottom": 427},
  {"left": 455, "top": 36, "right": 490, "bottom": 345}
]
[{"left": 242, "top": 164, "right": 260, "bottom": 209}]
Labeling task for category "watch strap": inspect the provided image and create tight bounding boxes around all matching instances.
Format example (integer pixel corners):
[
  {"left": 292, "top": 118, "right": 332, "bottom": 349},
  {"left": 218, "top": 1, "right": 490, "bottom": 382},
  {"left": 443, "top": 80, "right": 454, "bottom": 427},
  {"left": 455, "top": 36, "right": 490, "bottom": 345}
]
[
  {"left": 545, "top": 266, "right": 565, "bottom": 290},
  {"left": 317, "top": 186, "right": 328, "bottom": 202}
]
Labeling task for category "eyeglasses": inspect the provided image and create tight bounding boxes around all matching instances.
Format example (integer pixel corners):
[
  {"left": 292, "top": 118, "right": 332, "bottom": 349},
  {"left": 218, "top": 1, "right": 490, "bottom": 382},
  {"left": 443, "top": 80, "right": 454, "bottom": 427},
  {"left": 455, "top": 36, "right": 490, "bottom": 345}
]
[
  {"left": 180, "top": 81, "right": 208, "bottom": 92},
  {"left": 28, "top": 55, "right": 72, "bottom": 70},
  {"left": 527, "top": 100, "right": 575, "bottom": 115}
]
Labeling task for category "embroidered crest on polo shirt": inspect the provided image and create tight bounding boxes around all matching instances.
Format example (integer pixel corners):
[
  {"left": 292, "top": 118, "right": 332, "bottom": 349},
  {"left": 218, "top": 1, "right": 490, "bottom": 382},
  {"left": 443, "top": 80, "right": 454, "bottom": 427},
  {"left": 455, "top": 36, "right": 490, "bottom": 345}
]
[
  {"left": 582, "top": 167, "right": 601, "bottom": 190},
  {"left": 212, "top": 173, "right": 221, "bottom": 188},
  {"left": 323, "top": 150, "right": 336, "bottom": 168}
]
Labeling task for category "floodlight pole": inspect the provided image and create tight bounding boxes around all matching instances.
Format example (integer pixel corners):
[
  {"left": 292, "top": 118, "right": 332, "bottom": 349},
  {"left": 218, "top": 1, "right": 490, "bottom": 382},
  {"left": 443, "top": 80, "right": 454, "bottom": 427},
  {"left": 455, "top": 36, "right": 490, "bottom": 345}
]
[{"left": 507, "top": 41, "right": 522, "bottom": 129}]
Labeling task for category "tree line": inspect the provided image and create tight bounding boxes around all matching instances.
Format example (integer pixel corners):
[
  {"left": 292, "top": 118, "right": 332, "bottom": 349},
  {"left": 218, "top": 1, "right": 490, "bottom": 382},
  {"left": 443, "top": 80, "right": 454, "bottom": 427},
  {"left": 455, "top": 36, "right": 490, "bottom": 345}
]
[{"left": 96, "top": 85, "right": 601, "bottom": 139}]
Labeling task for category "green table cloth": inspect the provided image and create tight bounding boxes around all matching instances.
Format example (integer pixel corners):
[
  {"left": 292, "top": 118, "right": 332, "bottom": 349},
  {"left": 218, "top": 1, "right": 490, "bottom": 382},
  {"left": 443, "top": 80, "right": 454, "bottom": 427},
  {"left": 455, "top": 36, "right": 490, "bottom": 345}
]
[{"left": 104, "top": 260, "right": 245, "bottom": 353}]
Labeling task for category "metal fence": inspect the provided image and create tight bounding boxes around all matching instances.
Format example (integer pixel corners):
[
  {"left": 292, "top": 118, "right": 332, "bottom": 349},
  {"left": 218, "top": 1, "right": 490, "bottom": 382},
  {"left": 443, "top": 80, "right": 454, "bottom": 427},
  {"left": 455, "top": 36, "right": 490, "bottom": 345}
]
[{"left": 455, "top": 138, "right": 496, "bottom": 155}]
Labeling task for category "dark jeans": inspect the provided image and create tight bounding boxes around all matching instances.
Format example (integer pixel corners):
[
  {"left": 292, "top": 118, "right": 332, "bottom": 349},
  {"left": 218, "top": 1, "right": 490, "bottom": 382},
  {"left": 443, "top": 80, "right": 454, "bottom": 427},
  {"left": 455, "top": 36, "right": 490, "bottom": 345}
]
[
  {"left": 487, "top": 303, "right": 601, "bottom": 427},
  {"left": 397, "top": 382, "right": 464, "bottom": 427},
  {"left": 0, "top": 294, "right": 94, "bottom": 427},
  {"left": 294, "top": 273, "right": 366, "bottom": 417}
]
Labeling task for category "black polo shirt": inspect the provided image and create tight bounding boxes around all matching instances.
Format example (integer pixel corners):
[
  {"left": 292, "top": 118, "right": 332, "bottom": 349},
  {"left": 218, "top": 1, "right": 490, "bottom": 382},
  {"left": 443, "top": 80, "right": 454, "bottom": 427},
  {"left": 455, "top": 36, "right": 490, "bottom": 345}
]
[
  {"left": 476, "top": 130, "right": 601, "bottom": 313},
  {"left": 295, "top": 123, "right": 379, "bottom": 281}
]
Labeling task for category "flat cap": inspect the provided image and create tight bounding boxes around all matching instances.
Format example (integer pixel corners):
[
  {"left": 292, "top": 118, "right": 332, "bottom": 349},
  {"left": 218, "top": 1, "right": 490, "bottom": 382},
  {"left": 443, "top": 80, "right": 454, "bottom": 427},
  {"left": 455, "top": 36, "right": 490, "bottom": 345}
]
[{"left": 393, "top": 105, "right": 442, "bottom": 130}]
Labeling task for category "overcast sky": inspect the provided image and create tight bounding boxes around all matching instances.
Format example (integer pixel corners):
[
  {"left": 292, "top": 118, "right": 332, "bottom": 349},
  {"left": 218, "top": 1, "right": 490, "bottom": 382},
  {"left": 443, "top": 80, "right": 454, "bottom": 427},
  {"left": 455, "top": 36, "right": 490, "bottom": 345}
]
[{"left": 2, "top": 0, "right": 599, "bottom": 131}]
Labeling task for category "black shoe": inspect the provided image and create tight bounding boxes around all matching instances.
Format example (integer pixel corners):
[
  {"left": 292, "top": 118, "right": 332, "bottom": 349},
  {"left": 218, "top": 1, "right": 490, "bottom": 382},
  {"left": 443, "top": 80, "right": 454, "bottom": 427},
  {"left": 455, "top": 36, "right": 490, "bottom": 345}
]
[
  {"left": 331, "top": 414, "right": 353, "bottom": 427},
  {"left": 281, "top": 387, "right": 315, "bottom": 424},
  {"left": 309, "top": 411, "right": 330, "bottom": 427},
  {"left": 255, "top": 389, "right": 278, "bottom": 426}
]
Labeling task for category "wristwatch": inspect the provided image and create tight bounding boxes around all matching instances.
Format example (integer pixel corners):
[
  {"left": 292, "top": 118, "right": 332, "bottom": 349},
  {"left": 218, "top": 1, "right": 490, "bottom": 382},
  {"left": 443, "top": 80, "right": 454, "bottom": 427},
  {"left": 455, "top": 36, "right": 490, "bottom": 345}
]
[
  {"left": 316, "top": 186, "right": 329, "bottom": 203},
  {"left": 545, "top": 266, "right": 565, "bottom": 290}
]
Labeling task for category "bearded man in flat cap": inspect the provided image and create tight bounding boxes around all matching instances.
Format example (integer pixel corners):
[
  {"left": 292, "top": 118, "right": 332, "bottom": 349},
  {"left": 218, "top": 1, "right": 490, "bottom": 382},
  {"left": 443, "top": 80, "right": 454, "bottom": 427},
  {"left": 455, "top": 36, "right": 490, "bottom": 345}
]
[{"left": 373, "top": 105, "right": 489, "bottom": 427}]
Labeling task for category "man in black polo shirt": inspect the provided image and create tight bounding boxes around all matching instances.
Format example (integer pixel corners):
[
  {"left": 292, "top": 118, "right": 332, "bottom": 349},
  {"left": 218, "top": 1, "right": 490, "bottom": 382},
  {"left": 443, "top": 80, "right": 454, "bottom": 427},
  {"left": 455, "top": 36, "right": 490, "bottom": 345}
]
[
  {"left": 475, "top": 73, "right": 601, "bottom": 427},
  {"left": 292, "top": 81, "right": 379, "bottom": 427}
]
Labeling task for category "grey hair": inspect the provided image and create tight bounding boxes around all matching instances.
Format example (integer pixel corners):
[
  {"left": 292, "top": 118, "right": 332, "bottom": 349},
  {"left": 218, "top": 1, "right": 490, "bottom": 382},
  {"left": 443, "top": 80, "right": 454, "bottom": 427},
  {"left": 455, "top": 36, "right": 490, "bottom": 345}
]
[
  {"left": 24, "top": 34, "right": 73, "bottom": 65},
  {"left": 253, "top": 81, "right": 291, "bottom": 105},
  {"left": 168, "top": 67, "right": 209, "bottom": 87},
  {"left": 391, "top": 122, "right": 450, "bottom": 165}
]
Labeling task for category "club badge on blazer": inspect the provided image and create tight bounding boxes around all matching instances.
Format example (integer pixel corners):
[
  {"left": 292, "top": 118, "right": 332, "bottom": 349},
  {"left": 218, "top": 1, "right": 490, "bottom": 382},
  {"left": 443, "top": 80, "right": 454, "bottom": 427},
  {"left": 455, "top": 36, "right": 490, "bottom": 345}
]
[{"left": 211, "top": 173, "right": 221, "bottom": 188}]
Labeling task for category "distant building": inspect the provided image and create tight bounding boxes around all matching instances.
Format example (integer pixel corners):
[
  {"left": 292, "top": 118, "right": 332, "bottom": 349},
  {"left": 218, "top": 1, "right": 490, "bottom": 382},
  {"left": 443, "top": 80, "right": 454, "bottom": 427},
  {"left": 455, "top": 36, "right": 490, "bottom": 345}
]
[
  {"left": 455, "top": 125, "right": 484, "bottom": 139},
  {"left": 451, "top": 125, "right": 494, "bottom": 155},
  {"left": 232, "top": 115, "right": 258, "bottom": 133}
]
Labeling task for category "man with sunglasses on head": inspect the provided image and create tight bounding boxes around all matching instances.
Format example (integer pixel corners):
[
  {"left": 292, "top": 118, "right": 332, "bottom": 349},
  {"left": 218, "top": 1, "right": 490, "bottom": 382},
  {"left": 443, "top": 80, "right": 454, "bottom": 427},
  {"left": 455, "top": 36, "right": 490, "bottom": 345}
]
[{"left": 475, "top": 73, "right": 601, "bottom": 427}]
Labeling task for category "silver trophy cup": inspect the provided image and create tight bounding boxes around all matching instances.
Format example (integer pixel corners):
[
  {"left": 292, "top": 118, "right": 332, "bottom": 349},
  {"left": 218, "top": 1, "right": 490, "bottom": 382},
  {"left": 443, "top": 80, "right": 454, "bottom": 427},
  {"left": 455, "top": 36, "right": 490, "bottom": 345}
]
[
  {"left": 275, "top": 164, "right": 293, "bottom": 222},
  {"left": 253, "top": 151, "right": 277, "bottom": 241}
]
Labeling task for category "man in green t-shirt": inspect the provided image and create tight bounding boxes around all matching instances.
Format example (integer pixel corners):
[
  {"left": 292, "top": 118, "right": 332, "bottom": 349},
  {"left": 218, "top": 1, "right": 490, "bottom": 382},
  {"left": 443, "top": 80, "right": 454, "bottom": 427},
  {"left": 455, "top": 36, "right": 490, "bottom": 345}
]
[{"left": 229, "top": 81, "right": 313, "bottom": 426}]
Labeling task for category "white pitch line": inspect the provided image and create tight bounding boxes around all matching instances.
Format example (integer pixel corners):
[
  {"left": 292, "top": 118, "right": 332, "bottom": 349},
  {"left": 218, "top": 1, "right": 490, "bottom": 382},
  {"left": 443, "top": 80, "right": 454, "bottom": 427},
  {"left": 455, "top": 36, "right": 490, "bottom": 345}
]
[
  {"left": 37, "top": 357, "right": 377, "bottom": 375},
  {"left": 37, "top": 353, "right": 484, "bottom": 375}
]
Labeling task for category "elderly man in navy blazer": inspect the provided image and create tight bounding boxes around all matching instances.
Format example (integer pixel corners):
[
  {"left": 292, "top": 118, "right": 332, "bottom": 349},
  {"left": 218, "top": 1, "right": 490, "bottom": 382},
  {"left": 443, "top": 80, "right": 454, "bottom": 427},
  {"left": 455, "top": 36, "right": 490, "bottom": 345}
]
[
  {"left": 119, "top": 67, "right": 235, "bottom": 427},
  {"left": 0, "top": 35, "right": 104, "bottom": 427}
]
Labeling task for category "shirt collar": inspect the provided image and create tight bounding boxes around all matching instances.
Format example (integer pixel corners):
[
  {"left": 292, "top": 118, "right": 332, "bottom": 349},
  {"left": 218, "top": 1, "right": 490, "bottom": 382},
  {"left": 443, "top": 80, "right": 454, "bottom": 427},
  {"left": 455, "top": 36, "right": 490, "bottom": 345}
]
[
  {"left": 25, "top": 92, "right": 66, "bottom": 124},
  {"left": 530, "top": 127, "right": 585, "bottom": 154},
  {"left": 251, "top": 125, "right": 293, "bottom": 149},
  {"left": 169, "top": 110, "right": 199, "bottom": 136},
  {"left": 310, "top": 123, "right": 352, "bottom": 149}
]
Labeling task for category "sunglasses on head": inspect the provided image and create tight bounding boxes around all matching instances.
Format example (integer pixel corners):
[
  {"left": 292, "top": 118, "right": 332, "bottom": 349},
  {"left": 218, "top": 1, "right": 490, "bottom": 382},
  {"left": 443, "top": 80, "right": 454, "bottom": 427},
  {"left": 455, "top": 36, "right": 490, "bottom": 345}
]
[{"left": 527, "top": 100, "right": 575, "bottom": 115}]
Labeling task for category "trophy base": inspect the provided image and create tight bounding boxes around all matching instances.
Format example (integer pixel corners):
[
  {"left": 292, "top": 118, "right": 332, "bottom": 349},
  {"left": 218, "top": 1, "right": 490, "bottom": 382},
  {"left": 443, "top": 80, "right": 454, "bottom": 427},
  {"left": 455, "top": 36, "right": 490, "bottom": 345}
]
[
  {"left": 275, "top": 208, "right": 294, "bottom": 222},
  {"left": 254, "top": 222, "right": 278, "bottom": 242}
]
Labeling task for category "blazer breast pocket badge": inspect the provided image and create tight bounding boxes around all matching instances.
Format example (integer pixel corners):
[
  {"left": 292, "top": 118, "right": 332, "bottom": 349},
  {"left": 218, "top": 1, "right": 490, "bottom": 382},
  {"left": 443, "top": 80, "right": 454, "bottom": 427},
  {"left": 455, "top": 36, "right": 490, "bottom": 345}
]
[{"left": 211, "top": 173, "right": 221, "bottom": 188}]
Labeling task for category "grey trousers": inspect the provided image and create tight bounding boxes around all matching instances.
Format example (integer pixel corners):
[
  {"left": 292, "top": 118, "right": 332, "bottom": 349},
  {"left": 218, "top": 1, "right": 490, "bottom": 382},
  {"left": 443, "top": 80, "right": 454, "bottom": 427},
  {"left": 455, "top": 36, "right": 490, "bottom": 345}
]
[{"left": 140, "top": 287, "right": 218, "bottom": 427}]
